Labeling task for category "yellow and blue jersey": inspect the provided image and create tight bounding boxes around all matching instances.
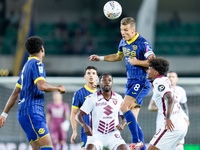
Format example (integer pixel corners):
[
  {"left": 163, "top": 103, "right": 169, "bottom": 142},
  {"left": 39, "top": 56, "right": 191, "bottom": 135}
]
[
  {"left": 72, "top": 84, "right": 98, "bottom": 146},
  {"left": 118, "top": 32, "right": 154, "bottom": 81},
  {"left": 17, "top": 57, "right": 46, "bottom": 117}
]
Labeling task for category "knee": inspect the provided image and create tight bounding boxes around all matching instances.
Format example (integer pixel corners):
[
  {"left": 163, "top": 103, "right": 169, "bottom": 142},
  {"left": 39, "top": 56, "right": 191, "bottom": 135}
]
[
  {"left": 120, "top": 104, "right": 128, "bottom": 113},
  {"left": 117, "top": 144, "right": 128, "bottom": 150},
  {"left": 120, "top": 102, "right": 134, "bottom": 113}
]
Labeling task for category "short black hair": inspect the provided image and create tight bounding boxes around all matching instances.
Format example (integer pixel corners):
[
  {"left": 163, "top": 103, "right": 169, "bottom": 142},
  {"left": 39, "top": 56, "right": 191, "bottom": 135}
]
[
  {"left": 148, "top": 57, "right": 169, "bottom": 76},
  {"left": 99, "top": 73, "right": 112, "bottom": 83},
  {"left": 85, "top": 66, "right": 98, "bottom": 73},
  {"left": 25, "top": 36, "right": 44, "bottom": 54}
]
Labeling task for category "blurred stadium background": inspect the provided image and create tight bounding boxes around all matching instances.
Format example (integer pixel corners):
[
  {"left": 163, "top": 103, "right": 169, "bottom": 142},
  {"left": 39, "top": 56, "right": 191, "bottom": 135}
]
[{"left": 0, "top": 0, "right": 200, "bottom": 149}]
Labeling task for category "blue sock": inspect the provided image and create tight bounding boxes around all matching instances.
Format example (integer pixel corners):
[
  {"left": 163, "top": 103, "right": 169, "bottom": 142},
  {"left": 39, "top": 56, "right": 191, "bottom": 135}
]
[
  {"left": 137, "top": 123, "right": 146, "bottom": 150},
  {"left": 40, "top": 147, "right": 53, "bottom": 150},
  {"left": 123, "top": 110, "right": 139, "bottom": 143}
]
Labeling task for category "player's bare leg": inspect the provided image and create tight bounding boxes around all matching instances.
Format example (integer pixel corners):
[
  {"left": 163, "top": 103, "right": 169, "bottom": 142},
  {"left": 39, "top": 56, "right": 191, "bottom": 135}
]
[
  {"left": 147, "top": 144, "right": 159, "bottom": 150},
  {"left": 120, "top": 96, "right": 136, "bottom": 113},
  {"left": 130, "top": 105, "right": 141, "bottom": 121},
  {"left": 86, "top": 144, "right": 97, "bottom": 150},
  {"left": 121, "top": 96, "right": 144, "bottom": 150},
  {"left": 60, "top": 140, "right": 66, "bottom": 150},
  {"left": 52, "top": 139, "right": 58, "bottom": 150},
  {"left": 31, "top": 134, "right": 53, "bottom": 149},
  {"left": 30, "top": 141, "right": 40, "bottom": 150},
  {"left": 117, "top": 144, "right": 128, "bottom": 150}
]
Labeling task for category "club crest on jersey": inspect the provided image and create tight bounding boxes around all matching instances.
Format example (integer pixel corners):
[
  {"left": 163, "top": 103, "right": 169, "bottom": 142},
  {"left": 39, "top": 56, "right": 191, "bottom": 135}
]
[
  {"left": 132, "top": 45, "right": 137, "bottom": 50},
  {"left": 112, "top": 99, "right": 117, "bottom": 105},
  {"left": 158, "top": 85, "right": 165, "bottom": 92},
  {"left": 38, "top": 66, "right": 43, "bottom": 74},
  {"left": 38, "top": 128, "right": 45, "bottom": 134}
]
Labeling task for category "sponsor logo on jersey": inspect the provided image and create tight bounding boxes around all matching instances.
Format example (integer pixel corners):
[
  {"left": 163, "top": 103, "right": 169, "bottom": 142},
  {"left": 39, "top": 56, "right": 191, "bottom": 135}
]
[
  {"left": 96, "top": 102, "right": 107, "bottom": 106},
  {"left": 103, "top": 105, "right": 113, "bottom": 116}
]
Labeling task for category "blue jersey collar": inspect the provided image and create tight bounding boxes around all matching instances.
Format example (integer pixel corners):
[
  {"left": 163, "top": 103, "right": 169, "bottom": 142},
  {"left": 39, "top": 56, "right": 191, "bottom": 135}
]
[{"left": 84, "top": 84, "right": 97, "bottom": 93}]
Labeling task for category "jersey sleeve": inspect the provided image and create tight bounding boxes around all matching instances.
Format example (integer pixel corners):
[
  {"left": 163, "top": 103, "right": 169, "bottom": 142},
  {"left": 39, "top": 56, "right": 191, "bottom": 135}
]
[
  {"left": 117, "top": 39, "right": 124, "bottom": 54},
  {"left": 72, "top": 91, "right": 81, "bottom": 109},
  {"left": 179, "top": 87, "right": 187, "bottom": 103},
  {"left": 79, "top": 95, "right": 94, "bottom": 115},
  {"left": 32, "top": 61, "right": 46, "bottom": 85},
  {"left": 143, "top": 42, "right": 154, "bottom": 59},
  {"left": 16, "top": 73, "right": 22, "bottom": 88},
  {"left": 152, "top": 79, "right": 172, "bottom": 99}
]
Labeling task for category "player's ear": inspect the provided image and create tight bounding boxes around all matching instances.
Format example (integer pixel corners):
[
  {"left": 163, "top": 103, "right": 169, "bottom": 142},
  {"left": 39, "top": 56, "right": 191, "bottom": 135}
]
[
  {"left": 154, "top": 70, "right": 159, "bottom": 76},
  {"left": 40, "top": 46, "right": 44, "bottom": 52}
]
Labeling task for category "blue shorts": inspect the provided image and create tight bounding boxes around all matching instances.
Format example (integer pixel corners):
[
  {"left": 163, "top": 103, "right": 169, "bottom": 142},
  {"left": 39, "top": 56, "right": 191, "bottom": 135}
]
[
  {"left": 18, "top": 114, "right": 49, "bottom": 143},
  {"left": 81, "top": 132, "right": 87, "bottom": 149},
  {"left": 125, "top": 79, "right": 151, "bottom": 106}
]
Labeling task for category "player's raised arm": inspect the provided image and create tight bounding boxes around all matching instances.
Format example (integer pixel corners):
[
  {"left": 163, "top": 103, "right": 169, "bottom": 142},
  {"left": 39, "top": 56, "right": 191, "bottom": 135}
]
[
  {"left": 36, "top": 80, "right": 66, "bottom": 93},
  {"left": 88, "top": 53, "right": 124, "bottom": 62},
  {"left": 0, "top": 86, "right": 21, "bottom": 128}
]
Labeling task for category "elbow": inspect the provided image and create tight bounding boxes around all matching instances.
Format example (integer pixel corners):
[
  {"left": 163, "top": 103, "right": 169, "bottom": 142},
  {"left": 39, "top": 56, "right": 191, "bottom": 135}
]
[
  {"left": 148, "top": 106, "right": 158, "bottom": 112},
  {"left": 148, "top": 107, "right": 154, "bottom": 112},
  {"left": 75, "top": 114, "right": 79, "bottom": 123},
  {"left": 36, "top": 80, "right": 47, "bottom": 91},
  {"left": 38, "top": 85, "right": 45, "bottom": 91}
]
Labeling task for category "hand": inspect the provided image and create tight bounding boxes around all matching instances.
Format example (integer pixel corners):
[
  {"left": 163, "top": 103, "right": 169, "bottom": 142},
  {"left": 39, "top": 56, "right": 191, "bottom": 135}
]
[
  {"left": 58, "top": 85, "right": 66, "bottom": 93},
  {"left": 128, "top": 57, "right": 139, "bottom": 66},
  {"left": 70, "top": 132, "right": 77, "bottom": 144},
  {"left": 83, "top": 124, "right": 93, "bottom": 136},
  {"left": 0, "top": 116, "right": 6, "bottom": 128},
  {"left": 88, "top": 55, "right": 100, "bottom": 61},
  {"left": 165, "top": 119, "right": 175, "bottom": 132},
  {"left": 116, "top": 124, "right": 124, "bottom": 131}
]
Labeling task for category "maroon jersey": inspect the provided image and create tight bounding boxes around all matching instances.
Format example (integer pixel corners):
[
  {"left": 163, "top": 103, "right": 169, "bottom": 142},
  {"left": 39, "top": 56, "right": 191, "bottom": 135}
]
[{"left": 47, "top": 102, "right": 69, "bottom": 141}]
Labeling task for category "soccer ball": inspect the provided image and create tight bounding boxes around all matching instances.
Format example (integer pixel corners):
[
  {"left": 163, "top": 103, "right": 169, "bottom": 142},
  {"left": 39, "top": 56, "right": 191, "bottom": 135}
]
[{"left": 103, "top": 1, "right": 122, "bottom": 19}]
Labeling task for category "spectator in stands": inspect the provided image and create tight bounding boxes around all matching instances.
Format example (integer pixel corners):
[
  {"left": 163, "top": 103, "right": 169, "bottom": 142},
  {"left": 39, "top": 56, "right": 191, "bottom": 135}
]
[
  {"left": 77, "top": 17, "right": 89, "bottom": 36},
  {"left": 169, "top": 10, "right": 181, "bottom": 29},
  {"left": 8, "top": 10, "right": 20, "bottom": 29},
  {"left": 83, "top": 35, "right": 97, "bottom": 55},
  {"left": 46, "top": 91, "right": 70, "bottom": 150},
  {"left": 54, "top": 16, "right": 69, "bottom": 40},
  {"left": 72, "top": 28, "right": 86, "bottom": 54}
]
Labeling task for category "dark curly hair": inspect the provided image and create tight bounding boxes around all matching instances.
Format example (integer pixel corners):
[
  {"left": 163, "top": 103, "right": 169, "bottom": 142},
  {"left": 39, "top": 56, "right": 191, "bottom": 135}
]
[
  {"left": 148, "top": 57, "right": 169, "bottom": 76},
  {"left": 99, "top": 72, "right": 112, "bottom": 83},
  {"left": 25, "top": 36, "right": 44, "bottom": 54}
]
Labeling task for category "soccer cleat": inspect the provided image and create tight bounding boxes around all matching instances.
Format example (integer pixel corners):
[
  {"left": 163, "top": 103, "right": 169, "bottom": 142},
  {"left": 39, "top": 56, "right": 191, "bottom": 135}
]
[{"left": 130, "top": 141, "right": 144, "bottom": 150}]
